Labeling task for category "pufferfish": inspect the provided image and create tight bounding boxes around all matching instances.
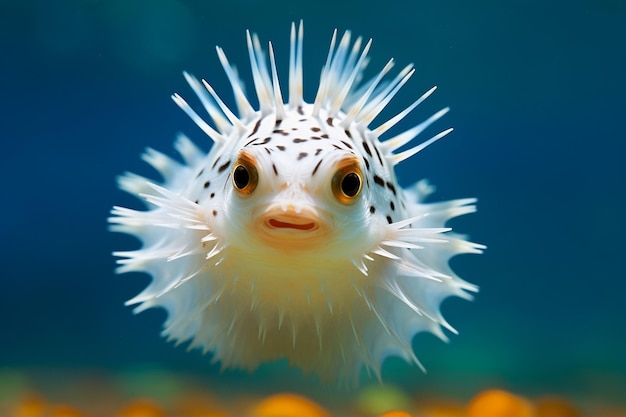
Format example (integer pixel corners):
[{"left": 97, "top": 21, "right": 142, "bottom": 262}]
[{"left": 109, "top": 22, "right": 484, "bottom": 384}]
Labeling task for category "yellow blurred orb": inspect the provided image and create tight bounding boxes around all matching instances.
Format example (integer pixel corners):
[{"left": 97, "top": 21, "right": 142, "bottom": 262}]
[
  {"left": 248, "top": 393, "right": 330, "bottom": 417},
  {"left": 466, "top": 389, "right": 535, "bottom": 417},
  {"left": 10, "top": 393, "right": 47, "bottom": 417}
]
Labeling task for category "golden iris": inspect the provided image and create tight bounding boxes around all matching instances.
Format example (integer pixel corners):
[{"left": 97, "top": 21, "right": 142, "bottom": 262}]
[
  {"left": 332, "top": 158, "right": 363, "bottom": 204},
  {"left": 232, "top": 154, "right": 259, "bottom": 196}
]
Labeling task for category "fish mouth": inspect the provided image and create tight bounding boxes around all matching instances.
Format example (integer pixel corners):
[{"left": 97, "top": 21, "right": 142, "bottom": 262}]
[
  {"left": 254, "top": 205, "right": 331, "bottom": 249},
  {"left": 268, "top": 218, "right": 316, "bottom": 231}
]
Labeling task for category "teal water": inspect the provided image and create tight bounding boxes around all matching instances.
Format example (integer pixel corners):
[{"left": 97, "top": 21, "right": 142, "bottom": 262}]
[{"left": 1, "top": 0, "right": 625, "bottom": 404}]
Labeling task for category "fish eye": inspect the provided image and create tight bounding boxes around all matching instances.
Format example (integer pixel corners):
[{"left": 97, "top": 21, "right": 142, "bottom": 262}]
[
  {"left": 332, "top": 161, "right": 363, "bottom": 204},
  {"left": 232, "top": 155, "right": 258, "bottom": 196}
]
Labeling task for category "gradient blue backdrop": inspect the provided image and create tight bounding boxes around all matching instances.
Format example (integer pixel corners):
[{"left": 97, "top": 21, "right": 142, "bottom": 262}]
[{"left": 1, "top": 0, "right": 624, "bottom": 401}]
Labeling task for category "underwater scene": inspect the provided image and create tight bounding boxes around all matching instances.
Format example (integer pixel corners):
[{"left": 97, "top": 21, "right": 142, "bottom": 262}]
[{"left": 1, "top": 0, "right": 625, "bottom": 416}]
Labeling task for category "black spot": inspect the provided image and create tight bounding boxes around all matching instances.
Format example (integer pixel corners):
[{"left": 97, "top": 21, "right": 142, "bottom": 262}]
[
  {"left": 196, "top": 168, "right": 204, "bottom": 178},
  {"left": 369, "top": 206, "right": 376, "bottom": 214},
  {"left": 194, "top": 199, "right": 199, "bottom": 204},
  {"left": 277, "top": 145, "right": 286, "bottom": 151},
  {"left": 247, "top": 119, "right": 261, "bottom": 138},
  {"left": 340, "top": 140, "right": 353, "bottom": 149},
  {"left": 390, "top": 201, "right": 395, "bottom": 211},
  {"left": 374, "top": 146, "right": 384, "bottom": 165},
  {"left": 264, "top": 147, "right": 271, "bottom": 155},
  {"left": 210, "top": 192, "right": 215, "bottom": 198},
  {"left": 362, "top": 140, "right": 372, "bottom": 157},
  {"left": 211, "top": 156, "right": 220, "bottom": 169},
  {"left": 203, "top": 181, "right": 210, "bottom": 189},
  {"left": 218, "top": 160, "right": 231, "bottom": 173},
  {"left": 315, "top": 148, "right": 322, "bottom": 156},
  {"left": 273, "top": 129, "right": 289, "bottom": 136},
  {"left": 326, "top": 117, "right": 334, "bottom": 126},
  {"left": 344, "top": 129, "right": 352, "bottom": 138},
  {"left": 254, "top": 137, "right": 271, "bottom": 145},
  {"left": 244, "top": 138, "right": 257, "bottom": 147},
  {"left": 386, "top": 215, "right": 393, "bottom": 224},
  {"left": 297, "top": 106, "right": 304, "bottom": 115},
  {"left": 363, "top": 158, "right": 370, "bottom": 170},
  {"left": 311, "top": 159, "right": 323, "bottom": 176},
  {"left": 311, "top": 136, "right": 321, "bottom": 140},
  {"left": 275, "top": 118, "right": 282, "bottom": 127},
  {"left": 321, "top": 133, "right": 329, "bottom": 139},
  {"left": 332, "top": 144, "right": 343, "bottom": 150},
  {"left": 212, "top": 210, "right": 218, "bottom": 216},
  {"left": 293, "top": 138, "right": 307, "bottom": 143},
  {"left": 272, "top": 164, "right": 278, "bottom": 175},
  {"left": 386, "top": 181, "right": 397, "bottom": 195},
  {"left": 297, "top": 152, "right": 308, "bottom": 160},
  {"left": 373, "top": 175, "right": 385, "bottom": 187},
  {"left": 311, "top": 127, "right": 321, "bottom": 132}
]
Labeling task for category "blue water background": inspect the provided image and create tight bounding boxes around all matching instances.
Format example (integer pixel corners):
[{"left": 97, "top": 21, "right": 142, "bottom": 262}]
[{"left": 1, "top": 0, "right": 625, "bottom": 401}]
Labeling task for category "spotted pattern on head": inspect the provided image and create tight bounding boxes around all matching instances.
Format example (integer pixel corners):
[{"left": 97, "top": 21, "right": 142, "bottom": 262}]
[{"left": 197, "top": 111, "right": 407, "bottom": 228}]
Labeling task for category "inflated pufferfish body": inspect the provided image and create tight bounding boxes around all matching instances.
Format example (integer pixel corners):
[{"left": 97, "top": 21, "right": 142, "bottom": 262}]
[{"left": 110, "top": 23, "right": 484, "bottom": 383}]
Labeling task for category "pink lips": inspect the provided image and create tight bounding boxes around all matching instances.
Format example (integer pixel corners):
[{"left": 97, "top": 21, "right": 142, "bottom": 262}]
[{"left": 253, "top": 205, "right": 330, "bottom": 249}]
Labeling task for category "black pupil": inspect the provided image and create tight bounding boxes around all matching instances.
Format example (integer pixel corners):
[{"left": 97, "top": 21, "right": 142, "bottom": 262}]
[
  {"left": 233, "top": 165, "right": 250, "bottom": 189},
  {"left": 341, "top": 172, "right": 360, "bottom": 197}
]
